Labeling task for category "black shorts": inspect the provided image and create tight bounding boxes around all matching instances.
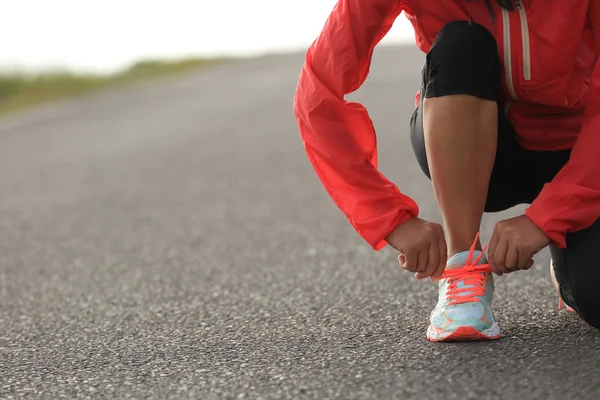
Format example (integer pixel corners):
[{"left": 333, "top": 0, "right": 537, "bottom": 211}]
[{"left": 407, "top": 20, "right": 600, "bottom": 329}]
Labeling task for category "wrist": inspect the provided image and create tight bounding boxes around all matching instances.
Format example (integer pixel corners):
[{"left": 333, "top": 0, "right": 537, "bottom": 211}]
[
  {"left": 385, "top": 215, "right": 417, "bottom": 243},
  {"left": 524, "top": 207, "right": 565, "bottom": 248}
]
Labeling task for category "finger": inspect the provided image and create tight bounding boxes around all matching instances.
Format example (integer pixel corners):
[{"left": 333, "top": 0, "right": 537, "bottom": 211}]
[
  {"left": 417, "top": 241, "right": 440, "bottom": 280},
  {"left": 399, "top": 253, "right": 409, "bottom": 270},
  {"left": 505, "top": 243, "right": 518, "bottom": 271},
  {"left": 402, "top": 251, "right": 418, "bottom": 272},
  {"left": 516, "top": 247, "right": 533, "bottom": 270},
  {"left": 488, "top": 229, "right": 500, "bottom": 272},
  {"left": 429, "top": 263, "right": 447, "bottom": 283},
  {"left": 492, "top": 238, "right": 509, "bottom": 275},
  {"left": 430, "top": 234, "right": 448, "bottom": 282},
  {"left": 416, "top": 246, "right": 428, "bottom": 273}
]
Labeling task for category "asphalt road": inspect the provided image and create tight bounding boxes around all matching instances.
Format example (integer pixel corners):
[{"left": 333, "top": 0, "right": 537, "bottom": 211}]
[{"left": 2, "top": 45, "right": 600, "bottom": 400}]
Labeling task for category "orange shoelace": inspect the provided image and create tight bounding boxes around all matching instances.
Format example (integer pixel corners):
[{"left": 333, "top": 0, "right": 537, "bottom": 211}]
[
  {"left": 440, "top": 233, "right": 491, "bottom": 306},
  {"left": 558, "top": 298, "right": 575, "bottom": 313}
]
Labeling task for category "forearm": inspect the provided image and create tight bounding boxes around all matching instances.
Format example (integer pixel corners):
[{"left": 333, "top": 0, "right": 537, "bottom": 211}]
[{"left": 293, "top": 0, "right": 418, "bottom": 249}]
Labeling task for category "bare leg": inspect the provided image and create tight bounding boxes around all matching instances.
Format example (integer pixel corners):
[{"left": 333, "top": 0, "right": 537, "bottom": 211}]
[{"left": 422, "top": 95, "right": 497, "bottom": 256}]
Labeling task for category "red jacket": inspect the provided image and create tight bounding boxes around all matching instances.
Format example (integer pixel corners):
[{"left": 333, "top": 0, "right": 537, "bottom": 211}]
[{"left": 293, "top": 0, "right": 600, "bottom": 250}]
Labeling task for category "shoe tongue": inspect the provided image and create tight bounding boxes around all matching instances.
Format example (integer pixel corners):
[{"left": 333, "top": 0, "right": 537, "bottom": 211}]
[
  {"left": 442, "top": 250, "right": 488, "bottom": 299},
  {"left": 446, "top": 250, "right": 487, "bottom": 270}
]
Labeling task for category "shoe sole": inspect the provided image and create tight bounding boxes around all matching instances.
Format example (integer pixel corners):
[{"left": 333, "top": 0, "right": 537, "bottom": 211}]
[{"left": 426, "top": 323, "right": 501, "bottom": 342}]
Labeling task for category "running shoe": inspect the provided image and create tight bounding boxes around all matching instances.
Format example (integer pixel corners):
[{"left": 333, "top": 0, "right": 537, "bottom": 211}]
[{"left": 427, "top": 233, "right": 501, "bottom": 342}]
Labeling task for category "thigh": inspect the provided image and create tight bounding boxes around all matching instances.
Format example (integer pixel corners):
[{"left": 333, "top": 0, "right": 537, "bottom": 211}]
[{"left": 550, "top": 218, "right": 600, "bottom": 328}]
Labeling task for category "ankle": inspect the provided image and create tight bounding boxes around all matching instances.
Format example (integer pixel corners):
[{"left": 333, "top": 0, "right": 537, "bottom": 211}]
[{"left": 448, "top": 238, "right": 482, "bottom": 257}]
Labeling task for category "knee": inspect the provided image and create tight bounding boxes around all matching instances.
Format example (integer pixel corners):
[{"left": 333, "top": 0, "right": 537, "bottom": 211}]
[
  {"left": 429, "top": 21, "right": 498, "bottom": 64},
  {"left": 557, "top": 220, "right": 600, "bottom": 329},
  {"left": 570, "top": 286, "right": 600, "bottom": 329},
  {"left": 425, "top": 21, "right": 501, "bottom": 100}
]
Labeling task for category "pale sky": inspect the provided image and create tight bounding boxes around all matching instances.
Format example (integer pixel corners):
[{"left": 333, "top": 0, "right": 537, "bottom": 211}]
[{"left": 0, "top": 0, "right": 416, "bottom": 73}]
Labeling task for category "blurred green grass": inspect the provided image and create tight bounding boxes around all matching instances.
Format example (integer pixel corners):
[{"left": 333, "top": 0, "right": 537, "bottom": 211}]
[{"left": 0, "top": 57, "right": 227, "bottom": 115}]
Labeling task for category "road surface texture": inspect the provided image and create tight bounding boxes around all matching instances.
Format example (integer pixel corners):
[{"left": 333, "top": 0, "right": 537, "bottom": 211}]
[{"left": 2, "top": 45, "right": 600, "bottom": 400}]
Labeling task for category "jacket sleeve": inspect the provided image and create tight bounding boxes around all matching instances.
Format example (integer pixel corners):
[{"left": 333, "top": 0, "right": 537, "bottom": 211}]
[
  {"left": 292, "top": 0, "right": 418, "bottom": 251},
  {"left": 525, "top": 4, "right": 600, "bottom": 248}
]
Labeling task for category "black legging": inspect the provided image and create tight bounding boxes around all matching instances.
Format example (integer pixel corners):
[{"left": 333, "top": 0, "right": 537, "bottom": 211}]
[{"left": 409, "top": 20, "right": 600, "bottom": 329}]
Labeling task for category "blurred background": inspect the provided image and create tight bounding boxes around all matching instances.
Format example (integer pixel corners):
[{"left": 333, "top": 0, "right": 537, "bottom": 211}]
[
  {"left": 2, "top": 2, "right": 598, "bottom": 399},
  {"left": 0, "top": 0, "right": 414, "bottom": 113},
  {"left": 2, "top": 0, "right": 415, "bottom": 72}
]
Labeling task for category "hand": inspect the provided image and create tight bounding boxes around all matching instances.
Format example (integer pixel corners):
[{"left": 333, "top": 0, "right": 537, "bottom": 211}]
[
  {"left": 488, "top": 214, "right": 551, "bottom": 275},
  {"left": 386, "top": 217, "right": 447, "bottom": 282}
]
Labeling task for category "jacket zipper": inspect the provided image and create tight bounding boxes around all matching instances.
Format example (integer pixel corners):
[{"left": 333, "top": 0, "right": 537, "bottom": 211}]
[
  {"left": 516, "top": 0, "right": 531, "bottom": 81},
  {"left": 501, "top": 7, "right": 517, "bottom": 115},
  {"left": 501, "top": 1, "right": 531, "bottom": 114}
]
